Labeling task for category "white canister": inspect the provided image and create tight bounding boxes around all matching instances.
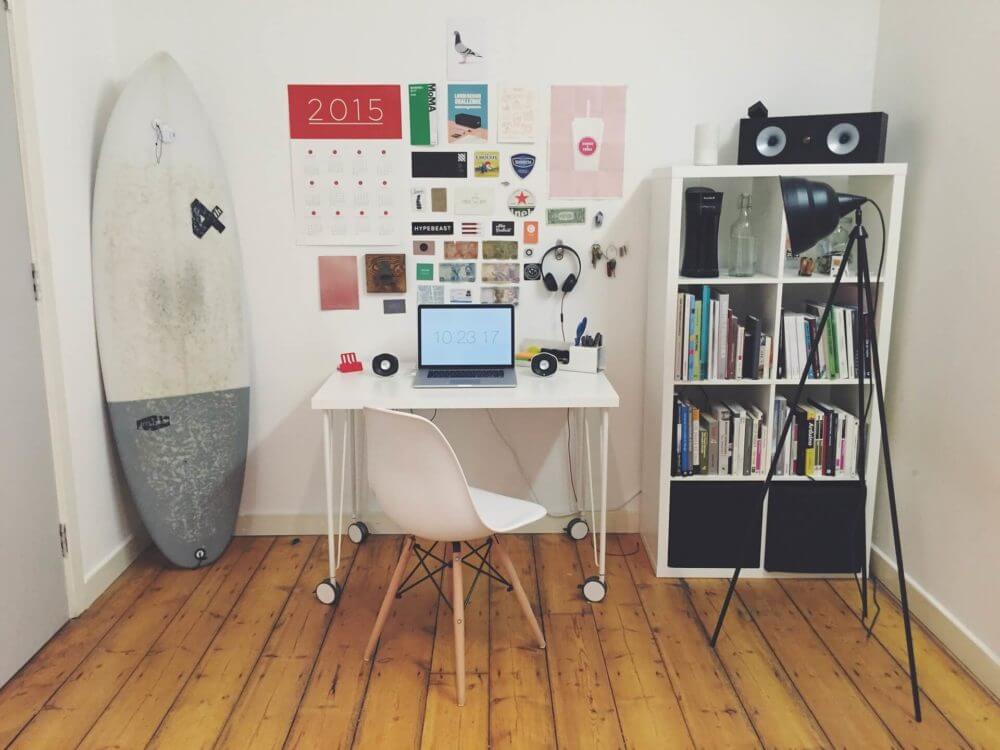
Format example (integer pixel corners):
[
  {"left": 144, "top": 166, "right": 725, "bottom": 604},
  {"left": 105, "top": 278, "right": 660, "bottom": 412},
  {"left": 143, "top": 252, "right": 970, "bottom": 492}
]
[{"left": 694, "top": 122, "right": 719, "bottom": 166}]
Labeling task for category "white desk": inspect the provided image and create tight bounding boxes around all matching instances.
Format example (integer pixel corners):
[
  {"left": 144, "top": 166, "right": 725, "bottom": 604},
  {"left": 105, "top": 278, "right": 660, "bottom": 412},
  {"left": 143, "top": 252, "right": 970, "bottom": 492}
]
[{"left": 310, "top": 364, "right": 620, "bottom": 604}]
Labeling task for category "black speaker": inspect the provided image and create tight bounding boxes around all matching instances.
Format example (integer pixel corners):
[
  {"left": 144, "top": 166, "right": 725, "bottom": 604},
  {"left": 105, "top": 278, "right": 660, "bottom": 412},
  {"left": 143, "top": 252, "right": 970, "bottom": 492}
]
[
  {"left": 372, "top": 353, "right": 399, "bottom": 377},
  {"left": 738, "top": 112, "right": 888, "bottom": 165},
  {"left": 530, "top": 352, "right": 558, "bottom": 376}
]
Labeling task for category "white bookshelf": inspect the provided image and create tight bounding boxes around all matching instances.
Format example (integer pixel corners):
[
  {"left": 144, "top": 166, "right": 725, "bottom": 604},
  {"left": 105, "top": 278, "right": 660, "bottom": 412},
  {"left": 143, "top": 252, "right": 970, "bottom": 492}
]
[{"left": 640, "top": 163, "right": 906, "bottom": 578}]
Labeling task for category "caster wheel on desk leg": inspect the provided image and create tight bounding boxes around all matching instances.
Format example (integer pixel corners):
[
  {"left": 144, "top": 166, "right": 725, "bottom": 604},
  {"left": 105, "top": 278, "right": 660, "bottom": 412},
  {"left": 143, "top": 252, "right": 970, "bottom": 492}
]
[
  {"left": 316, "top": 579, "right": 341, "bottom": 605},
  {"left": 347, "top": 521, "right": 369, "bottom": 545},
  {"left": 565, "top": 517, "right": 589, "bottom": 541},
  {"left": 581, "top": 576, "right": 607, "bottom": 603}
]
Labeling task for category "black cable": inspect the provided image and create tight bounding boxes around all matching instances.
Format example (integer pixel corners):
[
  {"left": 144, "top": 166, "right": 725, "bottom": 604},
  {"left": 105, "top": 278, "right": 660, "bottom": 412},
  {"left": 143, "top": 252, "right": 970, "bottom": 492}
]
[
  {"left": 559, "top": 291, "right": 568, "bottom": 341},
  {"left": 566, "top": 409, "right": 580, "bottom": 508}
]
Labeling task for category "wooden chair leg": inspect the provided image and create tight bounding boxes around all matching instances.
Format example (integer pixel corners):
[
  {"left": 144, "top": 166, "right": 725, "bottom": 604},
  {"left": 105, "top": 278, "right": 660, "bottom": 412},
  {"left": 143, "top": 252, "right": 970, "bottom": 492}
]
[
  {"left": 492, "top": 535, "right": 546, "bottom": 649},
  {"left": 364, "top": 535, "right": 414, "bottom": 662},
  {"left": 452, "top": 541, "right": 466, "bottom": 707}
]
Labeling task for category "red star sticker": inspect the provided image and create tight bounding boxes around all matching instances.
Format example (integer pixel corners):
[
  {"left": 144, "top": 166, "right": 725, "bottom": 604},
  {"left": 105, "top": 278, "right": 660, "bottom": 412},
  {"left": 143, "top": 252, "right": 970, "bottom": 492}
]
[{"left": 515, "top": 191, "right": 529, "bottom": 204}]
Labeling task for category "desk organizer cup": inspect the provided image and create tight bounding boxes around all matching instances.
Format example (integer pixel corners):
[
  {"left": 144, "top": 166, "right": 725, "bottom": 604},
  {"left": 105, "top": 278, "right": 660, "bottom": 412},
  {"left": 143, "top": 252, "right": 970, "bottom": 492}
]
[{"left": 517, "top": 339, "right": 606, "bottom": 374}]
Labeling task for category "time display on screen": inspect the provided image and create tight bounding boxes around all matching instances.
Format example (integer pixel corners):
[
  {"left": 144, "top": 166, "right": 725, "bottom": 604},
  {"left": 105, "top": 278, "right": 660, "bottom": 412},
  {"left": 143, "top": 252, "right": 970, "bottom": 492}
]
[{"left": 432, "top": 329, "right": 500, "bottom": 346}]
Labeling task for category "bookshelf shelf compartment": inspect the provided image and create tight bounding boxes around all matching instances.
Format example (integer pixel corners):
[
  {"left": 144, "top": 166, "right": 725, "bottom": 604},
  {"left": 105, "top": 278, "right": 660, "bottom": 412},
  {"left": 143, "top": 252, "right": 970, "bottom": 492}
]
[{"left": 642, "top": 164, "right": 906, "bottom": 578}]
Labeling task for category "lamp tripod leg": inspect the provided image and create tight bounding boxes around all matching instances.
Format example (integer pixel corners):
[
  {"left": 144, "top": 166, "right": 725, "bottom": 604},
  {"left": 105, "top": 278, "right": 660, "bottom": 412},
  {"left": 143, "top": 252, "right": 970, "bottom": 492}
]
[{"left": 857, "top": 239, "right": 922, "bottom": 722}]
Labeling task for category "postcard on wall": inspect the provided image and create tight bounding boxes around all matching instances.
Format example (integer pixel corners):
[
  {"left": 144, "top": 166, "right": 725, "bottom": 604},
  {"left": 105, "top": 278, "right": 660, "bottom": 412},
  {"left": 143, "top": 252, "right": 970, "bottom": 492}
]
[
  {"left": 474, "top": 150, "right": 500, "bottom": 178},
  {"left": 482, "top": 240, "right": 518, "bottom": 260},
  {"left": 439, "top": 262, "right": 476, "bottom": 283},
  {"left": 318, "top": 256, "right": 359, "bottom": 311},
  {"left": 408, "top": 83, "right": 438, "bottom": 146},
  {"left": 548, "top": 85, "right": 627, "bottom": 198},
  {"left": 454, "top": 185, "right": 495, "bottom": 215},
  {"left": 288, "top": 84, "right": 404, "bottom": 245},
  {"left": 447, "top": 17, "right": 489, "bottom": 81},
  {"left": 450, "top": 288, "right": 474, "bottom": 304},
  {"left": 413, "top": 240, "right": 435, "bottom": 255},
  {"left": 481, "top": 262, "right": 520, "bottom": 283},
  {"left": 418, "top": 284, "right": 444, "bottom": 304},
  {"left": 481, "top": 286, "right": 519, "bottom": 305},
  {"left": 365, "top": 253, "right": 406, "bottom": 293},
  {"left": 416, "top": 262, "right": 435, "bottom": 280},
  {"left": 498, "top": 86, "right": 537, "bottom": 143},
  {"left": 448, "top": 84, "right": 488, "bottom": 143},
  {"left": 444, "top": 241, "right": 478, "bottom": 260}
]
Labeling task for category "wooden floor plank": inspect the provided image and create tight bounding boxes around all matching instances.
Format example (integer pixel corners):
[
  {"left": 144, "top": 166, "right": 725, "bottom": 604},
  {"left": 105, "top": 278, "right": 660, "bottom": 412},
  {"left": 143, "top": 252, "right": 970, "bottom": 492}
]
[
  {"left": 9, "top": 557, "right": 209, "bottom": 749},
  {"left": 284, "top": 536, "right": 401, "bottom": 750},
  {"left": 828, "top": 578, "right": 1000, "bottom": 750},
  {"left": 420, "top": 673, "right": 489, "bottom": 750},
  {"left": 624, "top": 545, "right": 760, "bottom": 748},
  {"left": 353, "top": 540, "right": 440, "bottom": 749},
  {"left": 782, "top": 579, "right": 970, "bottom": 749},
  {"left": 77, "top": 536, "right": 273, "bottom": 750},
  {"left": 489, "top": 534, "right": 557, "bottom": 750},
  {"left": 214, "top": 536, "right": 357, "bottom": 750},
  {"left": 740, "top": 579, "right": 902, "bottom": 749},
  {"left": 146, "top": 536, "right": 314, "bottom": 750},
  {"left": 686, "top": 579, "right": 831, "bottom": 749},
  {"left": 0, "top": 547, "right": 160, "bottom": 747},
  {"left": 580, "top": 535, "right": 694, "bottom": 750},
  {"left": 537, "top": 534, "right": 624, "bottom": 749},
  {"left": 430, "top": 541, "right": 489, "bottom": 676}
]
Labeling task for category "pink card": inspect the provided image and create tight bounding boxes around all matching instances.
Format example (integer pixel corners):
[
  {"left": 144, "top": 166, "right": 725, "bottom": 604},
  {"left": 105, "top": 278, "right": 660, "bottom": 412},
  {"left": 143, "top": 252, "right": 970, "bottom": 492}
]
[{"left": 318, "top": 256, "right": 359, "bottom": 310}]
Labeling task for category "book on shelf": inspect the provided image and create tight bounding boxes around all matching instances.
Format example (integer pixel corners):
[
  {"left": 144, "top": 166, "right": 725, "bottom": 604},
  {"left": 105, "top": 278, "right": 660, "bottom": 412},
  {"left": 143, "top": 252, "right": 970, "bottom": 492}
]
[
  {"left": 672, "top": 394, "right": 767, "bottom": 477},
  {"left": 675, "top": 285, "right": 773, "bottom": 381},
  {"left": 771, "top": 394, "right": 861, "bottom": 478},
  {"left": 777, "top": 303, "right": 871, "bottom": 381}
]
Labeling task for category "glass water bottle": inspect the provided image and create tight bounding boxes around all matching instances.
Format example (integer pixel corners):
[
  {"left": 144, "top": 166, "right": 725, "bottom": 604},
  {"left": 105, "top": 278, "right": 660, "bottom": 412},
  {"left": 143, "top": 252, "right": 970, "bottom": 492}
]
[{"left": 730, "top": 193, "right": 756, "bottom": 277}]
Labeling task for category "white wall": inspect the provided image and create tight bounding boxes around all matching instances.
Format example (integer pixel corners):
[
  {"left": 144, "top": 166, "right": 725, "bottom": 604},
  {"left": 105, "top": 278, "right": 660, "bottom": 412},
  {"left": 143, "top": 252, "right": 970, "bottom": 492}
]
[
  {"left": 107, "top": 0, "right": 882, "bottom": 528},
  {"left": 15, "top": 0, "right": 140, "bottom": 592},
  {"left": 871, "top": 0, "right": 999, "bottom": 677}
]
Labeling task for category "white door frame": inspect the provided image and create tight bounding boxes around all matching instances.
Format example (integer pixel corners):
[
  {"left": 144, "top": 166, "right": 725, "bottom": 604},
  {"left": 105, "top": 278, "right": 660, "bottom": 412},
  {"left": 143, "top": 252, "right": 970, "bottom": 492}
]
[{"left": 4, "top": 2, "right": 86, "bottom": 615}]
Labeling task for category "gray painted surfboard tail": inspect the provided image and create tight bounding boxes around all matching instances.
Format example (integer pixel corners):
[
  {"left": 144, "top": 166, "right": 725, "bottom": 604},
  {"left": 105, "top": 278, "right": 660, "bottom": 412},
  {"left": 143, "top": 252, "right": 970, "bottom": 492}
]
[{"left": 108, "top": 387, "right": 249, "bottom": 568}]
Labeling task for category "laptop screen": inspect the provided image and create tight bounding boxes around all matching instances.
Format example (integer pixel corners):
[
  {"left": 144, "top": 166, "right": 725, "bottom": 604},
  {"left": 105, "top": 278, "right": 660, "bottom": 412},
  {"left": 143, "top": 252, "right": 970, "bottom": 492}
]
[{"left": 418, "top": 305, "right": 515, "bottom": 367}]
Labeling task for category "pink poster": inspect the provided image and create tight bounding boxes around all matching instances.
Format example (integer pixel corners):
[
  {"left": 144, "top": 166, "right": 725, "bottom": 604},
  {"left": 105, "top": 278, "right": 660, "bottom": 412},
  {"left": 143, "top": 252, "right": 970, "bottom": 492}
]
[
  {"left": 548, "top": 85, "right": 627, "bottom": 198},
  {"left": 318, "top": 256, "right": 360, "bottom": 310}
]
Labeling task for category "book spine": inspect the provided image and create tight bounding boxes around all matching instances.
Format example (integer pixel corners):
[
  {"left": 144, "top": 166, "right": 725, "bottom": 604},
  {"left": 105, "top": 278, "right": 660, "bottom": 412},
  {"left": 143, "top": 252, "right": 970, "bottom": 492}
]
[{"left": 701, "top": 285, "right": 711, "bottom": 378}]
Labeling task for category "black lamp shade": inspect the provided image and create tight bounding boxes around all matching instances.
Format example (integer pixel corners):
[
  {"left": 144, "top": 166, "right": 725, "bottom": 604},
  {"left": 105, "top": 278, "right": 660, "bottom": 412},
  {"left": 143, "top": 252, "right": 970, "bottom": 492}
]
[{"left": 780, "top": 177, "right": 867, "bottom": 255}]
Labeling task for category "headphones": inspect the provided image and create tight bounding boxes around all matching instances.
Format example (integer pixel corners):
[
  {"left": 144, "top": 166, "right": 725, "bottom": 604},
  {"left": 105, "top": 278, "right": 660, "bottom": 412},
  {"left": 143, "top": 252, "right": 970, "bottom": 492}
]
[{"left": 540, "top": 243, "right": 581, "bottom": 293}]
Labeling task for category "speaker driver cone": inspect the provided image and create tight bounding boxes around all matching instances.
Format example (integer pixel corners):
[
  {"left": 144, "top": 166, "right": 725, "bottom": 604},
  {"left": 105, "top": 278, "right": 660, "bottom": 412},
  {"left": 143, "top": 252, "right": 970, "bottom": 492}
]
[
  {"left": 755, "top": 125, "right": 787, "bottom": 157},
  {"left": 827, "top": 122, "right": 860, "bottom": 155}
]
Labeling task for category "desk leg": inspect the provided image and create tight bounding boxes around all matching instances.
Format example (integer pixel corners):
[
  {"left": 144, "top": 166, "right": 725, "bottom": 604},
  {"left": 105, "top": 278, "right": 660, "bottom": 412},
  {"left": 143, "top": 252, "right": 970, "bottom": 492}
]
[
  {"left": 346, "top": 410, "right": 370, "bottom": 545},
  {"left": 580, "top": 408, "right": 609, "bottom": 603},
  {"left": 316, "top": 410, "right": 349, "bottom": 605}
]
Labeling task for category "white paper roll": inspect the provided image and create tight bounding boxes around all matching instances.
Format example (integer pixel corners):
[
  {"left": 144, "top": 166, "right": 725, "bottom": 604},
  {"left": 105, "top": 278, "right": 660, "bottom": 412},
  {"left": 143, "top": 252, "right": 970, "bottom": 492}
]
[{"left": 694, "top": 122, "right": 719, "bottom": 165}]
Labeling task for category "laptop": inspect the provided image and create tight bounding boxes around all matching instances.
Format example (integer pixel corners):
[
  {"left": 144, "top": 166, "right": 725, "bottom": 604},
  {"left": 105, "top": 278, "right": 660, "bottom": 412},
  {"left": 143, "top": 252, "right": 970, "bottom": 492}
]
[{"left": 413, "top": 304, "right": 517, "bottom": 388}]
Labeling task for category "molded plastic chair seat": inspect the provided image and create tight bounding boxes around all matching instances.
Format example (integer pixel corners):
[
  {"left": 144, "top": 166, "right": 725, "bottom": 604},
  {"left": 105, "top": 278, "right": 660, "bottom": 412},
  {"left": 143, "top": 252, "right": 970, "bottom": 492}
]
[{"left": 469, "top": 487, "right": 547, "bottom": 533}]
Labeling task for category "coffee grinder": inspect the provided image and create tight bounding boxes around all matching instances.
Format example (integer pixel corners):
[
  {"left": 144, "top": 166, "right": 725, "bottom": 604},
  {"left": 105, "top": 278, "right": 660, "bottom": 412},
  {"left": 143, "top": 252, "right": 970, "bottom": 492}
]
[{"left": 680, "top": 187, "right": 723, "bottom": 277}]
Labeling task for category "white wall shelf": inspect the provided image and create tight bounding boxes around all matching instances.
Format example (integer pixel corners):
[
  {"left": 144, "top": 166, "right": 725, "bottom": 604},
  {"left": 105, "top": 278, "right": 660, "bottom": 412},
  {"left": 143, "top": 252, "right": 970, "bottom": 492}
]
[{"left": 641, "top": 164, "right": 906, "bottom": 578}]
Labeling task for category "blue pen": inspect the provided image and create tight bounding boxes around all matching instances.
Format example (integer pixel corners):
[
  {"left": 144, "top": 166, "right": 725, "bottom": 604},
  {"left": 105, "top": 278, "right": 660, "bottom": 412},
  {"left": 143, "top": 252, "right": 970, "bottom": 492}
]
[{"left": 575, "top": 317, "right": 588, "bottom": 346}]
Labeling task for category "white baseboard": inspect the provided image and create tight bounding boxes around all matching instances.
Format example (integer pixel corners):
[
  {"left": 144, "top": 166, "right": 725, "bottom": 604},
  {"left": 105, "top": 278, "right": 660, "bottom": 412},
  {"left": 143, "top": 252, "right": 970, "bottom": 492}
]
[
  {"left": 871, "top": 545, "right": 999, "bottom": 699},
  {"left": 75, "top": 530, "right": 150, "bottom": 616},
  {"left": 235, "top": 508, "right": 638, "bottom": 537}
]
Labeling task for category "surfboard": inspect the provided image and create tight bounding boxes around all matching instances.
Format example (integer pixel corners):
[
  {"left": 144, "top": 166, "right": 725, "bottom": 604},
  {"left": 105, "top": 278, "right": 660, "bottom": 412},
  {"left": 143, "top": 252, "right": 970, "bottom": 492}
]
[{"left": 92, "top": 53, "right": 249, "bottom": 568}]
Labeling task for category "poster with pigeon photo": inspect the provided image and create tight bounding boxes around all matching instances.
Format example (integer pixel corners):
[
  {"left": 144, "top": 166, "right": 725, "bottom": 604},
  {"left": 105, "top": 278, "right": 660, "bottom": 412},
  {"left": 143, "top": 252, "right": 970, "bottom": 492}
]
[{"left": 447, "top": 17, "right": 489, "bottom": 80}]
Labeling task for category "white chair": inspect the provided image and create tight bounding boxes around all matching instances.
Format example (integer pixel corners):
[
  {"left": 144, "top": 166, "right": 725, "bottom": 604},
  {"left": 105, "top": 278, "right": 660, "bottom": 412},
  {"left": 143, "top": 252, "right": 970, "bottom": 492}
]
[{"left": 361, "top": 406, "right": 547, "bottom": 706}]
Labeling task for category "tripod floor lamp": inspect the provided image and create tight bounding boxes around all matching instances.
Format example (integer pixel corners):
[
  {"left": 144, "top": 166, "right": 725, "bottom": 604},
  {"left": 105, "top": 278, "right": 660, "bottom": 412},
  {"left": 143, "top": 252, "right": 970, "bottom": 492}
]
[{"left": 708, "top": 176, "right": 922, "bottom": 722}]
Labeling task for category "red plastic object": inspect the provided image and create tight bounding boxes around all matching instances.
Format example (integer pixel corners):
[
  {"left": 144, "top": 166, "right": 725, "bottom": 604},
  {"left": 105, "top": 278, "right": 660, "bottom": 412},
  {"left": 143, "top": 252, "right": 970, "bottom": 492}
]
[{"left": 337, "top": 352, "right": 363, "bottom": 373}]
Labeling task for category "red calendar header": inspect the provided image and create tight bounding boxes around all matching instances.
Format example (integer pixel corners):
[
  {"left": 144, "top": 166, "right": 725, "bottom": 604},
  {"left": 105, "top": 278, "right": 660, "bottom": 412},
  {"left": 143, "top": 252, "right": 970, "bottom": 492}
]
[{"left": 288, "top": 84, "right": 402, "bottom": 140}]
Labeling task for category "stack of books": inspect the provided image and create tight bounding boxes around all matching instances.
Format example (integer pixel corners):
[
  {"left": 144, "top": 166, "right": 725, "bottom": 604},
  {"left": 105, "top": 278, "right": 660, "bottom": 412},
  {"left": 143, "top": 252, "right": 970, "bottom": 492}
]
[
  {"left": 674, "top": 285, "right": 774, "bottom": 381},
  {"left": 672, "top": 396, "right": 768, "bottom": 477},
  {"left": 771, "top": 395, "right": 861, "bottom": 478},
  {"left": 777, "top": 303, "right": 869, "bottom": 380}
]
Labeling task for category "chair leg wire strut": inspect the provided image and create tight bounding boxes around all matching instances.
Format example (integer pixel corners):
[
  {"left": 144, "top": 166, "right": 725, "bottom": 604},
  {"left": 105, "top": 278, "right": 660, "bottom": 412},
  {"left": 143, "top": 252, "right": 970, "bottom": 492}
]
[{"left": 395, "top": 537, "right": 512, "bottom": 610}]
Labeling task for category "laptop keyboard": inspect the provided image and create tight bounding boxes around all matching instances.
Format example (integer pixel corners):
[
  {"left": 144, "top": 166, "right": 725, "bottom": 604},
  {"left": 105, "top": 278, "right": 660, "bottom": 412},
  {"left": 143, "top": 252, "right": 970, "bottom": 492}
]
[{"left": 428, "top": 369, "right": 504, "bottom": 378}]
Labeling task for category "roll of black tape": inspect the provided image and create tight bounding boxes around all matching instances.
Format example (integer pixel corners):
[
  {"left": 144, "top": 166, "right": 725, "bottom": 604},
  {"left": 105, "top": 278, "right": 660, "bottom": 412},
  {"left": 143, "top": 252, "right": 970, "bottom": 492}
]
[
  {"left": 531, "top": 352, "right": 558, "bottom": 377},
  {"left": 372, "top": 353, "right": 399, "bottom": 377}
]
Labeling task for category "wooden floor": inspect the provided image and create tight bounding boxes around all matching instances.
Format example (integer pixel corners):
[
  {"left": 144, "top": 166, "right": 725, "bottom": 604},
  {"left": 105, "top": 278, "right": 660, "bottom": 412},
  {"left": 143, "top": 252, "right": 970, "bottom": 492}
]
[{"left": 1, "top": 534, "right": 996, "bottom": 749}]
